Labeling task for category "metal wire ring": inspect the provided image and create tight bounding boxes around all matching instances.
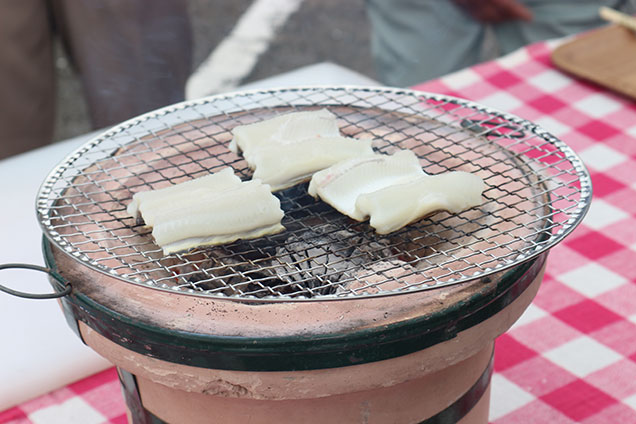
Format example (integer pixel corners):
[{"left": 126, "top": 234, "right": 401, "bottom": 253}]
[
  {"left": 0, "top": 263, "right": 72, "bottom": 299},
  {"left": 33, "top": 87, "right": 592, "bottom": 301}
]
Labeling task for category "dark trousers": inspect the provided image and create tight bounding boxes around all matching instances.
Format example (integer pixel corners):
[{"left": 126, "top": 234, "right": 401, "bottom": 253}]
[{"left": 0, "top": 0, "right": 192, "bottom": 159}]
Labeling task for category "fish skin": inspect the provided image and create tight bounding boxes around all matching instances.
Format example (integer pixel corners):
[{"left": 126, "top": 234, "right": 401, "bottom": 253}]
[{"left": 160, "top": 223, "right": 285, "bottom": 255}]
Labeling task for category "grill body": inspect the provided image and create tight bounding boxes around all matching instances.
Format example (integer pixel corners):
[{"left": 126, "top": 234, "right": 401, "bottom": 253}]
[{"left": 46, "top": 239, "right": 546, "bottom": 423}]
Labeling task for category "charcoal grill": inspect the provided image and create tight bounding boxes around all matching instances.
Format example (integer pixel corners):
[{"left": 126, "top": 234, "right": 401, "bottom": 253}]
[{"left": 3, "top": 87, "right": 591, "bottom": 423}]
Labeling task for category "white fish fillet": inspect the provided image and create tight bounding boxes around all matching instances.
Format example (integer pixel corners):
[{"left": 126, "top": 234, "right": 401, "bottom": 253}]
[
  {"left": 307, "top": 150, "right": 424, "bottom": 220},
  {"left": 151, "top": 180, "right": 284, "bottom": 254},
  {"left": 251, "top": 136, "right": 374, "bottom": 191},
  {"left": 355, "top": 172, "right": 486, "bottom": 234},
  {"left": 159, "top": 224, "right": 284, "bottom": 255},
  {"left": 127, "top": 167, "right": 240, "bottom": 219},
  {"left": 230, "top": 109, "right": 373, "bottom": 190},
  {"left": 230, "top": 109, "right": 340, "bottom": 155},
  {"left": 127, "top": 169, "right": 284, "bottom": 254}
]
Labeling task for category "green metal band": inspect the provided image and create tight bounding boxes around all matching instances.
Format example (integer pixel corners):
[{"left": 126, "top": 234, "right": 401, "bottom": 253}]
[
  {"left": 117, "top": 369, "right": 166, "bottom": 424},
  {"left": 420, "top": 347, "right": 493, "bottom": 423},
  {"left": 44, "top": 238, "right": 545, "bottom": 371}
]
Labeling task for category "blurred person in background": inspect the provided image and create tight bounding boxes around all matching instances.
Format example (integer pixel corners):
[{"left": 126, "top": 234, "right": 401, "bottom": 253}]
[
  {"left": 0, "top": 0, "right": 192, "bottom": 159},
  {"left": 366, "top": 0, "right": 636, "bottom": 87}
]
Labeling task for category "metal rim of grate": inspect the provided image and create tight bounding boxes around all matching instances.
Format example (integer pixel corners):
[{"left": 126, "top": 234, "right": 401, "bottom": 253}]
[{"left": 36, "top": 86, "right": 592, "bottom": 302}]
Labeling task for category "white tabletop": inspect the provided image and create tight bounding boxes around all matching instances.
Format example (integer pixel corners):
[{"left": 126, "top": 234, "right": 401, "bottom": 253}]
[
  {"left": 0, "top": 62, "right": 379, "bottom": 411},
  {"left": 0, "top": 131, "right": 112, "bottom": 411}
]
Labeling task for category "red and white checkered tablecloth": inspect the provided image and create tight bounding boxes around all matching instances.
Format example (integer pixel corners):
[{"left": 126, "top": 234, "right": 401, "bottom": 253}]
[
  {"left": 3, "top": 38, "right": 636, "bottom": 423},
  {"left": 416, "top": 39, "right": 636, "bottom": 423}
]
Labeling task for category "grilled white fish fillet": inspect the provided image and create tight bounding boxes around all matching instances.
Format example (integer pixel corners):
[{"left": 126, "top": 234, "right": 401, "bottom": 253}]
[
  {"left": 251, "top": 136, "right": 374, "bottom": 191},
  {"left": 230, "top": 109, "right": 340, "bottom": 155},
  {"left": 127, "top": 167, "right": 240, "bottom": 220},
  {"left": 355, "top": 172, "right": 486, "bottom": 234},
  {"left": 127, "top": 169, "right": 284, "bottom": 254},
  {"left": 307, "top": 150, "right": 424, "bottom": 220},
  {"left": 230, "top": 109, "right": 373, "bottom": 190},
  {"left": 152, "top": 180, "right": 284, "bottom": 254}
]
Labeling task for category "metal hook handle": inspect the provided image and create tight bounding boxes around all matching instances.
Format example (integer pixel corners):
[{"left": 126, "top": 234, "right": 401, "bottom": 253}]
[{"left": 0, "top": 263, "right": 72, "bottom": 299}]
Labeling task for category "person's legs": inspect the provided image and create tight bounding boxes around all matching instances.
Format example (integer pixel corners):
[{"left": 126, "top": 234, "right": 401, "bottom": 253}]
[
  {"left": 366, "top": 0, "right": 486, "bottom": 86},
  {"left": 0, "top": 0, "right": 55, "bottom": 159},
  {"left": 494, "top": 0, "right": 636, "bottom": 55},
  {"left": 53, "top": 0, "right": 192, "bottom": 129}
]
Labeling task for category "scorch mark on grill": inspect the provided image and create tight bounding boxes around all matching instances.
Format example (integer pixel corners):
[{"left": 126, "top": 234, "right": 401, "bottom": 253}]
[{"left": 202, "top": 379, "right": 250, "bottom": 397}]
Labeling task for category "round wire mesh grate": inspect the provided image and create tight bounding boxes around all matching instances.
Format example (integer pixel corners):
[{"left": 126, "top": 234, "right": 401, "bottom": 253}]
[{"left": 36, "top": 87, "right": 591, "bottom": 301}]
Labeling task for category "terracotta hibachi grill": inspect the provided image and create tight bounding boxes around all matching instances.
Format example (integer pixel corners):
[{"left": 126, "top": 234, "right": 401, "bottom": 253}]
[{"left": 32, "top": 87, "right": 590, "bottom": 423}]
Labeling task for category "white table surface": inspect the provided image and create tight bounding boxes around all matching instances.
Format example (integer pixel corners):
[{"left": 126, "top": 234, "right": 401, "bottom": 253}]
[
  {"left": 0, "top": 131, "right": 111, "bottom": 411},
  {"left": 0, "top": 62, "right": 379, "bottom": 411}
]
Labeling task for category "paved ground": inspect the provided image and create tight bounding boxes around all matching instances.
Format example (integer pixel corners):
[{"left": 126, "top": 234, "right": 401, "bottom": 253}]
[
  {"left": 53, "top": 0, "right": 375, "bottom": 141},
  {"left": 246, "top": 0, "right": 375, "bottom": 82}
]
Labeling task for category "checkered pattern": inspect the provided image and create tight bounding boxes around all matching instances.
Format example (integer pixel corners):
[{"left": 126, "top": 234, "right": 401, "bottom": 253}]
[
  {"left": 3, "top": 39, "right": 636, "bottom": 423},
  {"left": 0, "top": 368, "right": 126, "bottom": 423},
  {"left": 418, "top": 39, "right": 636, "bottom": 423}
]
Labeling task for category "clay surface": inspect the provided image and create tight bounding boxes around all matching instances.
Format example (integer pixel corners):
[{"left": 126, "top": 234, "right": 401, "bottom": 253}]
[{"left": 77, "top": 264, "right": 542, "bottom": 400}]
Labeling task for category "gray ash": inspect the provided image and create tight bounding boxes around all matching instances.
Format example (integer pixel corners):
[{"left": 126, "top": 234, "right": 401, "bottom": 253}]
[
  {"left": 177, "top": 183, "right": 400, "bottom": 298},
  {"left": 183, "top": 222, "right": 396, "bottom": 298}
]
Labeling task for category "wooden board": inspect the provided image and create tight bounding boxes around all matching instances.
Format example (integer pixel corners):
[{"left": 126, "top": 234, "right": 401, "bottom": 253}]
[{"left": 552, "top": 25, "right": 636, "bottom": 100}]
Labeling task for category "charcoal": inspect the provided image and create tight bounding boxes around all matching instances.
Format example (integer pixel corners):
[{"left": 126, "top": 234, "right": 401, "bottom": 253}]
[{"left": 172, "top": 219, "right": 398, "bottom": 298}]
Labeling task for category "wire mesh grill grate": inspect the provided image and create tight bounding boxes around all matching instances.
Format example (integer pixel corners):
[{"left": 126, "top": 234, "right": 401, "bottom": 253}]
[{"left": 37, "top": 87, "right": 591, "bottom": 301}]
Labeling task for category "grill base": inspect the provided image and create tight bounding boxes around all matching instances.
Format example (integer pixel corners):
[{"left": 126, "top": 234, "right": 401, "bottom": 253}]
[
  {"left": 68, "top": 265, "right": 543, "bottom": 423},
  {"left": 122, "top": 345, "right": 492, "bottom": 424}
]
